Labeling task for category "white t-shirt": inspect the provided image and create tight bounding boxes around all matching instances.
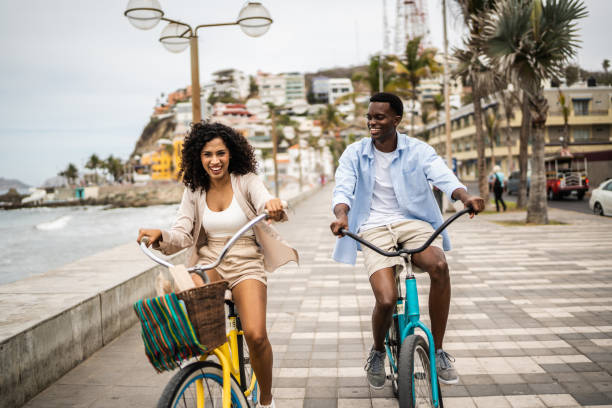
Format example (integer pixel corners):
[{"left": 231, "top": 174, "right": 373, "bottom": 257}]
[
  {"left": 203, "top": 195, "right": 254, "bottom": 238},
  {"left": 359, "top": 148, "right": 406, "bottom": 232}
]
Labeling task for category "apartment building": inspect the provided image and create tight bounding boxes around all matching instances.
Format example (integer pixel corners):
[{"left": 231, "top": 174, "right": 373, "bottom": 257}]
[
  {"left": 422, "top": 85, "right": 612, "bottom": 186},
  {"left": 284, "top": 72, "right": 306, "bottom": 103},
  {"left": 257, "top": 71, "right": 286, "bottom": 105},
  {"left": 210, "top": 69, "right": 250, "bottom": 100}
]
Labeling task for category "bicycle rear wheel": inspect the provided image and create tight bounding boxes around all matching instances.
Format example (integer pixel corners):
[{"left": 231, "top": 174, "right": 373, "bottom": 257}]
[
  {"left": 398, "top": 335, "right": 443, "bottom": 408},
  {"left": 158, "top": 361, "right": 249, "bottom": 408}
]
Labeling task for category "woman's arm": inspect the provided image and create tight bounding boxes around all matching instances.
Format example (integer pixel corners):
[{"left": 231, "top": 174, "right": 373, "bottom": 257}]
[{"left": 156, "top": 188, "right": 197, "bottom": 254}]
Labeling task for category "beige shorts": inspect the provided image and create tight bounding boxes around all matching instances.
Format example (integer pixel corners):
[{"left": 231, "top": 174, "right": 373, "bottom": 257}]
[
  {"left": 359, "top": 219, "right": 443, "bottom": 277},
  {"left": 197, "top": 236, "right": 266, "bottom": 289}
]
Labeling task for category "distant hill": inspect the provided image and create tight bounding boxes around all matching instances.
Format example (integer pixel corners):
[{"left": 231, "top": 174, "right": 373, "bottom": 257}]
[
  {"left": 130, "top": 115, "right": 177, "bottom": 159},
  {"left": 0, "top": 177, "right": 30, "bottom": 194}
]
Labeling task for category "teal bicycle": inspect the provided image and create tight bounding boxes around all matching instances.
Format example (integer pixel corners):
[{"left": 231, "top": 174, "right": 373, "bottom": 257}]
[{"left": 341, "top": 207, "right": 472, "bottom": 408}]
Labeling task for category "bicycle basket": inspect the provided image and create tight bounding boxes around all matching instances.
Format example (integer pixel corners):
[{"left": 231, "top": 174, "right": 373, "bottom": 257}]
[{"left": 133, "top": 280, "right": 228, "bottom": 372}]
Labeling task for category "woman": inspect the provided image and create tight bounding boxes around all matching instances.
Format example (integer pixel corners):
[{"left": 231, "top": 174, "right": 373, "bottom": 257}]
[{"left": 137, "top": 121, "right": 297, "bottom": 408}]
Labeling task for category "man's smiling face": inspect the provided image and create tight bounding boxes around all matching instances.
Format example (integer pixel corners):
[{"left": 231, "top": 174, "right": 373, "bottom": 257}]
[{"left": 366, "top": 102, "right": 401, "bottom": 143}]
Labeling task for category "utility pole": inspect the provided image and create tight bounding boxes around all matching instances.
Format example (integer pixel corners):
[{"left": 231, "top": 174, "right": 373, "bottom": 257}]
[
  {"left": 270, "top": 108, "right": 280, "bottom": 197},
  {"left": 442, "top": 0, "right": 453, "bottom": 170}
]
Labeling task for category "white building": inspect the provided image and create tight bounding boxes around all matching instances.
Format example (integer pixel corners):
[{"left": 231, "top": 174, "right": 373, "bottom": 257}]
[
  {"left": 257, "top": 71, "right": 286, "bottom": 105},
  {"left": 328, "top": 78, "right": 354, "bottom": 105},
  {"left": 311, "top": 76, "right": 330, "bottom": 103},
  {"left": 210, "top": 69, "right": 250, "bottom": 100},
  {"left": 284, "top": 72, "right": 306, "bottom": 103}
]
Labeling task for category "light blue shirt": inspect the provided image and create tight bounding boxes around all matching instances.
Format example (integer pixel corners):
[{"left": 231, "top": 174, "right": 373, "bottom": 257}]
[{"left": 332, "top": 133, "right": 467, "bottom": 265}]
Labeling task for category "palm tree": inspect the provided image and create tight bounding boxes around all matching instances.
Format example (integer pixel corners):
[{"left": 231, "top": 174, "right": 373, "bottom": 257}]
[
  {"left": 453, "top": 0, "right": 500, "bottom": 205},
  {"left": 59, "top": 163, "right": 79, "bottom": 185},
  {"left": 480, "top": 0, "right": 588, "bottom": 223},
  {"left": 484, "top": 108, "right": 500, "bottom": 172},
  {"left": 432, "top": 93, "right": 444, "bottom": 124},
  {"left": 393, "top": 37, "right": 441, "bottom": 137},
  {"left": 85, "top": 154, "right": 102, "bottom": 184},
  {"left": 497, "top": 87, "right": 518, "bottom": 174},
  {"left": 603, "top": 59, "right": 610, "bottom": 74},
  {"left": 360, "top": 55, "right": 395, "bottom": 94},
  {"left": 420, "top": 108, "right": 432, "bottom": 141},
  {"left": 558, "top": 90, "right": 571, "bottom": 150}
]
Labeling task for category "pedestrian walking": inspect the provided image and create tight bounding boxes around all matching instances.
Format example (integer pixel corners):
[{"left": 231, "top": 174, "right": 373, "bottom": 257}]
[{"left": 490, "top": 165, "right": 507, "bottom": 212}]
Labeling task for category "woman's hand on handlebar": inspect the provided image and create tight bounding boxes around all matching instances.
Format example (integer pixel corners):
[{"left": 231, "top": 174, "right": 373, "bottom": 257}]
[
  {"left": 137, "top": 228, "right": 162, "bottom": 247},
  {"left": 265, "top": 198, "right": 285, "bottom": 222}
]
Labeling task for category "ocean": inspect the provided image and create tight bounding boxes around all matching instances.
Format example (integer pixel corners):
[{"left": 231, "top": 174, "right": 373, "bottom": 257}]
[{"left": 0, "top": 204, "right": 179, "bottom": 285}]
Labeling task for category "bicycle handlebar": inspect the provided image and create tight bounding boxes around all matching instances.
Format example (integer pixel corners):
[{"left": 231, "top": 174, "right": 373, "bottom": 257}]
[
  {"left": 139, "top": 200, "right": 287, "bottom": 283},
  {"left": 339, "top": 207, "right": 473, "bottom": 257}
]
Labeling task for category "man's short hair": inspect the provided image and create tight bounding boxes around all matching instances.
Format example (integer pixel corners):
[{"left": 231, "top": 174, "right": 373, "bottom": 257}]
[{"left": 370, "top": 92, "right": 404, "bottom": 118}]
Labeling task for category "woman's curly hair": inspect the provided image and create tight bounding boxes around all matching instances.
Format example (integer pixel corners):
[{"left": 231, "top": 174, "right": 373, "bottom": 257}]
[{"left": 179, "top": 121, "right": 258, "bottom": 191}]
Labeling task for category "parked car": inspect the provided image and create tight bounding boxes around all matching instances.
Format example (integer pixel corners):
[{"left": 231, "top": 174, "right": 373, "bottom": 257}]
[
  {"left": 506, "top": 170, "right": 530, "bottom": 196},
  {"left": 589, "top": 179, "right": 612, "bottom": 216}
]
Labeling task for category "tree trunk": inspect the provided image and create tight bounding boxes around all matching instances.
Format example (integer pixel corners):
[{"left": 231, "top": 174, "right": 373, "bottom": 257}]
[
  {"left": 505, "top": 114, "right": 513, "bottom": 174},
  {"left": 517, "top": 95, "right": 530, "bottom": 209},
  {"left": 472, "top": 81, "right": 489, "bottom": 206},
  {"left": 526, "top": 93, "right": 549, "bottom": 224}
]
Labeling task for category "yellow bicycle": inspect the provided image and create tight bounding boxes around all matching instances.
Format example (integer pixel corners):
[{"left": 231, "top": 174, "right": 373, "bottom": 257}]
[{"left": 140, "top": 213, "right": 270, "bottom": 408}]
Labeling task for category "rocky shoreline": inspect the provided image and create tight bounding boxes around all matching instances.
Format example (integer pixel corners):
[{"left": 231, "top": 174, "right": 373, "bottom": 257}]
[{"left": 0, "top": 182, "right": 184, "bottom": 210}]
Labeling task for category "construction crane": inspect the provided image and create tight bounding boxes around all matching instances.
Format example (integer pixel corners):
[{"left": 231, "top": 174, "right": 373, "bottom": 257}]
[{"left": 401, "top": 0, "right": 430, "bottom": 52}]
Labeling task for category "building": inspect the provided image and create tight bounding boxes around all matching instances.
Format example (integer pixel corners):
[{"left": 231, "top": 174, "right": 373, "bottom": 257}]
[
  {"left": 256, "top": 71, "right": 306, "bottom": 106},
  {"left": 422, "top": 85, "right": 612, "bottom": 187},
  {"left": 257, "top": 71, "right": 286, "bottom": 105},
  {"left": 284, "top": 72, "right": 306, "bottom": 103},
  {"left": 210, "top": 69, "right": 249, "bottom": 100}
]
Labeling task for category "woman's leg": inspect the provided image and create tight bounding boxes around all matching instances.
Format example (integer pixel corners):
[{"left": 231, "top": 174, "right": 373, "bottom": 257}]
[{"left": 231, "top": 279, "right": 273, "bottom": 405}]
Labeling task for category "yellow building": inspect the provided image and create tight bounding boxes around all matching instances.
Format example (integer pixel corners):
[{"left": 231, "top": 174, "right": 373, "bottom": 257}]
[
  {"left": 172, "top": 136, "right": 184, "bottom": 180},
  {"left": 423, "top": 85, "right": 612, "bottom": 187},
  {"left": 140, "top": 148, "right": 173, "bottom": 180}
]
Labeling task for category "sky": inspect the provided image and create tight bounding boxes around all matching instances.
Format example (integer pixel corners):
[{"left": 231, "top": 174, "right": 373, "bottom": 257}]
[{"left": 0, "top": 0, "right": 610, "bottom": 187}]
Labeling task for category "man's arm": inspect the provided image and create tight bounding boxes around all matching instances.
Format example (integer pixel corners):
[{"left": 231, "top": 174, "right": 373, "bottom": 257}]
[{"left": 330, "top": 203, "right": 350, "bottom": 236}]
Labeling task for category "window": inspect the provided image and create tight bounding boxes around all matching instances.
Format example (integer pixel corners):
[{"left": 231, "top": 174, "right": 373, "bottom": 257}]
[
  {"left": 605, "top": 181, "right": 612, "bottom": 192},
  {"left": 572, "top": 99, "right": 589, "bottom": 116},
  {"left": 573, "top": 127, "right": 590, "bottom": 142}
]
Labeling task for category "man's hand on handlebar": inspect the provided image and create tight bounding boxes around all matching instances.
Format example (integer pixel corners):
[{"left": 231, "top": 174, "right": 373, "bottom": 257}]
[
  {"left": 137, "top": 228, "right": 162, "bottom": 247},
  {"left": 463, "top": 196, "right": 485, "bottom": 217},
  {"left": 330, "top": 203, "right": 350, "bottom": 236}
]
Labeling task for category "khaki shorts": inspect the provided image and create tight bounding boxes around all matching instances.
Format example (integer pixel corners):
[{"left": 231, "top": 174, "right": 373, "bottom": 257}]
[
  {"left": 358, "top": 219, "right": 443, "bottom": 277},
  {"left": 197, "top": 236, "right": 267, "bottom": 289}
]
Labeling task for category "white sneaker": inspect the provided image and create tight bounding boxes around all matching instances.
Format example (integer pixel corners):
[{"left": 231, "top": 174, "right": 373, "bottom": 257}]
[{"left": 258, "top": 398, "right": 275, "bottom": 408}]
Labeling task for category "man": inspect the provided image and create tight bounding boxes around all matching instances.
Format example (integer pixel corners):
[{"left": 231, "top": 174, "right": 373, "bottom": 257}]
[{"left": 329, "top": 92, "right": 484, "bottom": 388}]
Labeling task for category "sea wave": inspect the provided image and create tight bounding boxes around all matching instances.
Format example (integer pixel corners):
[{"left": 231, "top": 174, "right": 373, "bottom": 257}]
[{"left": 35, "top": 215, "right": 72, "bottom": 231}]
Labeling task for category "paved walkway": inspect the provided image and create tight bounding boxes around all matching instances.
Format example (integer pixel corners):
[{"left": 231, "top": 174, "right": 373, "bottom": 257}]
[{"left": 25, "top": 184, "right": 612, "bottom": 407}]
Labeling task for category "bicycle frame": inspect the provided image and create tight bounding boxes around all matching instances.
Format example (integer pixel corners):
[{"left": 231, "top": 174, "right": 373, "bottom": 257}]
[
  {"left": 196, "top": 308, "right": 257, "bottom": 408},
  {"left": 340, "top": 207, "right": 472, "bottom": 408}
]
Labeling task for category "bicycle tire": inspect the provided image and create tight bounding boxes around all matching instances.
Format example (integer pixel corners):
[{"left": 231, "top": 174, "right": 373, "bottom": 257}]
[
  {"left": 398, "top": 335, "right": 444, "bottom": 408},
  {"left": 386, "top": 306, "right": 401, "bottom": 397},
  {"left": 158, "top": 361, "right": 249, "bottom": 408}
]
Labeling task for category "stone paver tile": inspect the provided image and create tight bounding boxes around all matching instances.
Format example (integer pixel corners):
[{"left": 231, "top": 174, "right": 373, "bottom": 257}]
[
  {"left": 444, "top": 397, "right": 478, "bottom": 408},
  {"left": 473, "top": 396, "right": 512, "bottom": 408},
  {"left": 272, "top": 387, "right": 305, "bottom": 399},
  {"left": 275, "top": 399, "right": 305, "bottom": 408},
  {"left": 505, "top": 395, "right": 546, "bottom": 408},
  {"left": 337, "top": 398, "right": 372, "bottom": 408},
  {"left": 368, "top": 398, "right": 398, "bottom": 407},
  {"left": 537, "top": 393, "right": 580, "bottom": 407}
]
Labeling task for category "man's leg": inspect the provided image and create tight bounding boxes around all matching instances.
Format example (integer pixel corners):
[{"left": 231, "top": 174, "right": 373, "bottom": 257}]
[
  {"left": 412, "top": 247, "right": 450, "bottom": 350},
  {"left": 412, "top": 246, "right": 459, "bottom": 384},
  {"left": 369, "top": 267, "right": 398, "bottom": 351},
  {"left": 365, "top": 266, "right": 397, "bottom": 389}
]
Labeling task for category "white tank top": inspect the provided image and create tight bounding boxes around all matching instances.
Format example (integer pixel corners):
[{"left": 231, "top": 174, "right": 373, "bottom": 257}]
[{"left": 203, "top": 195, "right": 254, "bottom": 238}]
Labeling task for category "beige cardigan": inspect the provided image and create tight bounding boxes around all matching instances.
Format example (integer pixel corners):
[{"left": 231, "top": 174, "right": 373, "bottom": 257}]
[{"left": 156, "top": 173, "right": 298, "bottom": 272}]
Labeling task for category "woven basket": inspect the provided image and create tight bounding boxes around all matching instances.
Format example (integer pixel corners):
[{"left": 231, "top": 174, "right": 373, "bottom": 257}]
[{"left": 177, "top": 280, "right": 229, "bottom": 350}]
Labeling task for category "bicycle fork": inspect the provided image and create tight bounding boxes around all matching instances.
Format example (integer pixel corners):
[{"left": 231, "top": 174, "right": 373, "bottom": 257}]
[{"left": 399, "top": 275, "right": 441, "bottom": 408}]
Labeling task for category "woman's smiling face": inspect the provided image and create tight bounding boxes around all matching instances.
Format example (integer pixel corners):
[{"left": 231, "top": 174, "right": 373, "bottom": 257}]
[{"left": 200, "top": 137, "right": 230, "bottom": 181}]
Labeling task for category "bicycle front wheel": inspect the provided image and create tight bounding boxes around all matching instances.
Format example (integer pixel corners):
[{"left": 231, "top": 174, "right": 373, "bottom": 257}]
[
  {"left": 158, "top": 361, "right": 249, "bottom": 408},
  {"left": 398, "top": 335, "right": 443, "bottom": 408}
]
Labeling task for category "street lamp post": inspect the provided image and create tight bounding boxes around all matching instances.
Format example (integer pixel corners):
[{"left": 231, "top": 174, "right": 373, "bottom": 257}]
[{"left": 124, "top": 0, "right": 273, "bottom": 124}]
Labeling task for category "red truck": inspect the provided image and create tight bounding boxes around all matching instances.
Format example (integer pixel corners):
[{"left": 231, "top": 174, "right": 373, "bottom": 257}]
[{"left": 545, "top": 154, "right": 589, "bottom": 200}]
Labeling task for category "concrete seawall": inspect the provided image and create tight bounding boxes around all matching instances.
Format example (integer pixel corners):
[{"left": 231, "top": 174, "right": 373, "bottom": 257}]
[{"left": 0, "top": 185, "right": 323, "bottom": 408}]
